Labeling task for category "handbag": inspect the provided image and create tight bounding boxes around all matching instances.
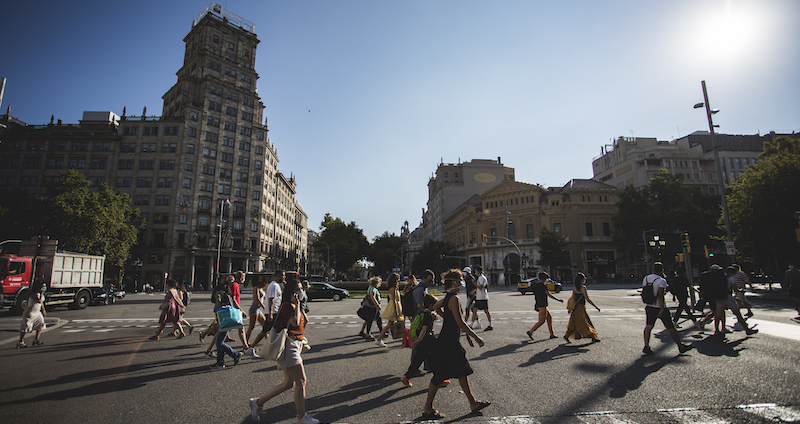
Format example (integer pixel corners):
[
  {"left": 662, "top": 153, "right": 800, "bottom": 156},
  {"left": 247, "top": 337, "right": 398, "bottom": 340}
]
[
  {"left": 566, "top": 296, "right": 576, "bottom": 312},
  {"left": 301, "top": 336, "right": 311, "bottom": 353},
  {"left": 264, "top": 326, "right": 287, "bottom": 362},
  {"left": 216, "top": 306, "right": 244, "bottom": 331},
  {"left": 357, "top": 306, "right": 373, "bottom": 321}
]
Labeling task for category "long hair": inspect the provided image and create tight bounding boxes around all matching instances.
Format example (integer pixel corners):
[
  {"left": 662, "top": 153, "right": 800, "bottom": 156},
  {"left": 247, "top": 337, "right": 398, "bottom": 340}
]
[
  {"left": 386, "top": 273, "right": 400, "bottom": 289},
  {"left": 281, "top": 279, "right": 301, "bottom": 307},
  {"left": 369, "top": 276, "right": 382, "bottom": 287},
  {"left": 441, "top": 269, "right": 463, "bottom": 291},
  {"left": 574, "top": 272, "right": 586, "bottom": 289}
]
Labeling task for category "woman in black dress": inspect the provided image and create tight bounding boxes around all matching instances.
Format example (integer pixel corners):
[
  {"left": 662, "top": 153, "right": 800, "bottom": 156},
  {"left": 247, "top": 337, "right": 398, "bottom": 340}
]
[{"left": 422, "top": 269, "right": 490, "bottom": 420}]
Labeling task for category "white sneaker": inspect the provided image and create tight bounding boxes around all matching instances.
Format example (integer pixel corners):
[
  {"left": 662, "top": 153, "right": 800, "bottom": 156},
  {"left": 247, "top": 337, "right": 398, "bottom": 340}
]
[
  {"left": 245, "top": 347, "right": 261, "bottom": 359},
  {"left": 472, "top": 321, "right": 482, "bottom": 329},
  {"left": 375, "top": 339, "right": 386, "bottom": 347},
  {"left": 297, "top": 412, "right": 320, "bottom": 424},
  {"left": 249, "top": 398, "right": 262, "bottom": 421}
]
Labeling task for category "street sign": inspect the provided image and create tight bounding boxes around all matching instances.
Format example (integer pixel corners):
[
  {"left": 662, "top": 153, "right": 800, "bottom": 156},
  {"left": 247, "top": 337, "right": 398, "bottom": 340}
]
[{"left": 725, "top": 241, "right": 736, "bottom": 256}]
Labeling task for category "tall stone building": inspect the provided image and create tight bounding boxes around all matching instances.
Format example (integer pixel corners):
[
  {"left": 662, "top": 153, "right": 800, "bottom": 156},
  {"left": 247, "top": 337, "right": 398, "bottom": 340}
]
[
  {"left": 0, "top": 4, "right": 308, "bottom": 288},
  {"left": 423, "top": 158, "right": 514, "bottom": 242},
  {"left": 591, "top": 131, "right": 785, "bottom": 192}
]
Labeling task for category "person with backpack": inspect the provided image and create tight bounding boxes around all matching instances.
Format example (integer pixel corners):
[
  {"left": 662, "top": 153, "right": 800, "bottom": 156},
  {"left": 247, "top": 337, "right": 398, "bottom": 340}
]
[
  {"left": 642, "top": 262, "right": 693, "bottom": 356},
  {"left": 526, "top": 271, "right": 563, "bottom": 340},
  {"left": 400, "top": 294, "right": 447, "bottom": 387},
  {"left": 403, "top": 270, "right": 432, "bottom": 378}
]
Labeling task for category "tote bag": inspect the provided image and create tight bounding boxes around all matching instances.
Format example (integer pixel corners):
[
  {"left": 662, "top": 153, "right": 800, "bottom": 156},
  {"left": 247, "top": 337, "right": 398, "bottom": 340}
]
[
  {"left": 216, "top": 306, "right": 244, "bottom": 331},
  {"left": 264, "top": 326, "right": 287, "bottom": 362}
]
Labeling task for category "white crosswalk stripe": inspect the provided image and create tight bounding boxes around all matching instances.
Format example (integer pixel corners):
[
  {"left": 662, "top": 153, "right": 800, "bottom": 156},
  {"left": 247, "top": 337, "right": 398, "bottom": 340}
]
[
  {"left": 659, "top": 407, "right": 730, "bottom": 424},
  {"left": 738, "top": 403, "right": 800, "bottom": 422},
  {"left": 386, "top": 404, "right": 800, "bottom": 424}
]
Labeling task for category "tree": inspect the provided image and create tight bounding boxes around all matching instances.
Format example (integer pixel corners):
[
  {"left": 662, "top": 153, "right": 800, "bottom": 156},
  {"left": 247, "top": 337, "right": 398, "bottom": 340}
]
[
  {"left": 612, "top": 170, "right": 720, "bottom": 267},
  {"left": 727, "top": 136, "right": 800, "bottom": 269},
  {"left": 368, "top": 232, "right": 407, "bottom": 277},
  {"left": 410, "top": 240, "right": 459, "bottom": 278},
  {"left": 0, "top": 171, "right": 142, "bottom": 266},
  {"left": 313, "top": 213, "right": 369, "bottom": 276},
  {"left": 537, "top": 227, "right": 568, "bottom": 275}
]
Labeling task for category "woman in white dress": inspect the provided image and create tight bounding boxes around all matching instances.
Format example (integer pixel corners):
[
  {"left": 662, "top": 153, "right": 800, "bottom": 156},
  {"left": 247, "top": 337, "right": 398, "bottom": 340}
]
[{"left": 18, "top": 280, "right": 47, "bottom": 348}]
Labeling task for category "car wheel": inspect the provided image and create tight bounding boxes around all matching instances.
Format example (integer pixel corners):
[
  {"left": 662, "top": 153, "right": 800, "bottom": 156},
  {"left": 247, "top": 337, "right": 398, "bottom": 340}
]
[{"left": 333, "top": 293, "right": 342, "bottom": 301}]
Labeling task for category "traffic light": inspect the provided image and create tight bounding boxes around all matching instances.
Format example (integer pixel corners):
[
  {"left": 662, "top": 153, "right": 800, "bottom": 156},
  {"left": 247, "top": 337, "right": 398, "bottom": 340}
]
[
  {"left": 675, "top": 253, "right": 684, "bottom": 263},
  {"left": 482, "top": 234, "right": 488, "bottom": 242},
  {"left": 680, "top": 233, "right": 691, "bottom": 253}
]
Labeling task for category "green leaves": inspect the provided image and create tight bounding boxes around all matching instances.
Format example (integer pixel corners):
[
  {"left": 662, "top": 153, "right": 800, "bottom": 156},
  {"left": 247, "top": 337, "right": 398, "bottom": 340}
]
[{"left": 728, "top": 136, "right": 800, "bottom": 266}]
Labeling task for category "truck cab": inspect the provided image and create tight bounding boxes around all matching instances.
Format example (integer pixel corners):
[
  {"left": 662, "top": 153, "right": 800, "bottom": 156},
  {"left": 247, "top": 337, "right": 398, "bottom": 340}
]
[{"left": 0, "top": 255, "right": 33, "bottom": 310}]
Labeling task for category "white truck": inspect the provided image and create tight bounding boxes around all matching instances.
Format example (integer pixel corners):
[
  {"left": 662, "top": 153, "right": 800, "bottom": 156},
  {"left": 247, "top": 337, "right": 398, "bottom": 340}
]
[{"left": 0, "top": 237, "right": 105, "bottom": 313}]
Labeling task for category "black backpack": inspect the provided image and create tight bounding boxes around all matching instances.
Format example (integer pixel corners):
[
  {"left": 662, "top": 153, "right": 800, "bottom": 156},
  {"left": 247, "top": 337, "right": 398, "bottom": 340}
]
[{"left": 641, "top": 276, "right": 658, "bottom": 304}]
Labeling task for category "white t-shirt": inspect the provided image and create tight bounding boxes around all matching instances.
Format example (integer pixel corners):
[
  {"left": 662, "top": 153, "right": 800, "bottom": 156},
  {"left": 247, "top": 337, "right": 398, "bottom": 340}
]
[
  {"left": 475, "top": 274, "right": 489, "bottom": 301},
  {"left": 642, "top": 274, "right": 667, "bottom": 308},
  {"left": 266, "top": 281, "right": 282, "bottom": 315}
]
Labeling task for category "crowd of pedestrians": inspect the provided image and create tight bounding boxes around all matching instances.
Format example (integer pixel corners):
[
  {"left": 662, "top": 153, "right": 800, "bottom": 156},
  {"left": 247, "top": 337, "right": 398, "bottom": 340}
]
[{"left": 18, "top": 255, "right": 778, "bottom": 423}]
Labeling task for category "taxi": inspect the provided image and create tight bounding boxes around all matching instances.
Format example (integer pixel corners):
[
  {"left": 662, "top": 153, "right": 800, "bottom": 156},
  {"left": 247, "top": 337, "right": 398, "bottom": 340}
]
[{"left": 518, "top": 277, "right": 562, "bottom": 295}]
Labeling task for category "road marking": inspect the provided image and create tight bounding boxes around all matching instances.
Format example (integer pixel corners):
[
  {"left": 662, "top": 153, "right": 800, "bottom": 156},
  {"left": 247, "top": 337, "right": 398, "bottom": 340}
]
[
  {"left": 576, "top": 411, "right": 637, "bottom": 424},
  {"left": 738, "top": 403, "right": 800, "bottom": 422},
  {"left": 487, "top": 416, "right": 541, "bottom": 424},
  {"left": 659, "top": 407, "right": 730, "bottom": 423},
  {"left": 743, "top": 319, "right": 800, "bottom": 342}
]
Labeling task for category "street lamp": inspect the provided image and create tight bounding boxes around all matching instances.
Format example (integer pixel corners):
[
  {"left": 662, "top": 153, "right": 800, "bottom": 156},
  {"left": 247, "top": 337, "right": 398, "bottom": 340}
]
[
  {"left": 648, "top": 235, "right": 666, "bottom": 260},
  {"left": 694, "top": 80, "right": 735, "bottom": 262},
  {"left": 642, "top": 229, "right": 656, "bottom": 275},
  {"left": 216, "top": 199, "right": 231, "bottom": 282}
]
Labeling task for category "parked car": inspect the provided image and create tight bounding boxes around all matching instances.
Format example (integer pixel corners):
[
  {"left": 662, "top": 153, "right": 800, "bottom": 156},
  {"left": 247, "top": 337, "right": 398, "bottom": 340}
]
[
  {"left": 518, "top": 277, "right": 562, "bottom": 295},
  {"left": 306, "top": 282, "right": 349, "bottom": 301},
  {"left": 92, "top": 285, "right": 126, "bottom": 305}
]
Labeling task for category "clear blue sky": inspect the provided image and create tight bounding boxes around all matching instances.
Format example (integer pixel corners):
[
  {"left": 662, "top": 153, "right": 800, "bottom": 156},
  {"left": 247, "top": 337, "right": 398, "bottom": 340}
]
[{"left": 1, "top": 0, "right": 798, "bottom": 240}]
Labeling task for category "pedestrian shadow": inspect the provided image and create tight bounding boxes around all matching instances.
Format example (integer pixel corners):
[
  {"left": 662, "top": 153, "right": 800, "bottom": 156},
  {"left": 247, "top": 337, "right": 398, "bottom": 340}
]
[
  {"left": 519, "top": 345, "right": 588, "bottom": 367},
  {"left": 607, "top": 354, "right": 680, "bottom": 398},
  {"left": 471, "top": 341, "right": 529, "bottom": 361},
  {"left": 690, "top": 334, "right": 747, "bottom": 357},
  {"left": 296, "top": 374, "right": 427, "bottom": 423}
]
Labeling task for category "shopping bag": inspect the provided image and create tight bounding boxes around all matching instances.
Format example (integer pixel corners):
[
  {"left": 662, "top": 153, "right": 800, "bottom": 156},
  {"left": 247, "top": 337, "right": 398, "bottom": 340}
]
[
  {"left": 401, "top": 328, "right": 412, "bottom": 348},
  {"left": 390, "top": 321, "right": 405, "bottom": 339},
  {"left": 216, "top": 306, "right": 244, "bottom": 331}
]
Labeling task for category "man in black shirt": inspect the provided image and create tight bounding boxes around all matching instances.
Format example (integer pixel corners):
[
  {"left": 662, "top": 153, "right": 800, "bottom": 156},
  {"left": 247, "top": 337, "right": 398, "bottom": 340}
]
[{"left": 526, "top": 271, "right": 563, "bottom": 340}]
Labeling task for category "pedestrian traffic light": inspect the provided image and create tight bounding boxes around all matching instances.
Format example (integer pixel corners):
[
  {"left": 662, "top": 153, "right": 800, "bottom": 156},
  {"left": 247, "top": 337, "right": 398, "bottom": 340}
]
[
  {"left": 482, "top": 234, "right": 488, "bottom": 242},
  {"left": 680, "top": 233, "right": 691, "bottom": 253},
  {"left": 676, "top": 253, "right": 684, "bottom": 263}
]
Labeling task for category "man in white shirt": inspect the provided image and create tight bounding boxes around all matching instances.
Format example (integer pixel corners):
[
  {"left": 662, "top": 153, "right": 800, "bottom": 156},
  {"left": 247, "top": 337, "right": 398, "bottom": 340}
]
[
  {"left": 470, "top": 266, "right": 493, "bottom": 331},
  {"left": 642, "top": 262, "right": 692, "bottom": 356},
  {"left": 248, "top": 270, "right": 285, "bottom": 351}
]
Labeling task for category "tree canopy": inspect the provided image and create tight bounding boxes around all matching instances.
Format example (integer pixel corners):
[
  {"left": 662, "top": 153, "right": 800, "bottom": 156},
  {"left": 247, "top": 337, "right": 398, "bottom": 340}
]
[
  {"left": 727, "top": 135, "right": 800, "bottom": 269},
  {"left": 313, "top": 213, "right": 369, "bottom": 277},
  {"left": 367, "top": 232, "right": 408, "bottom": 277},
  {"left": 410, "top": 240, "right": 459, "bottom": 278},
  {"left": 0, "top": 170, "right": 142, "bottom": 266},
  {"left": 612, "top": 169, "right": 721, "bottom": 265},
  {"left": 537, "top": 226, "right": 569, "bottom": 275}
]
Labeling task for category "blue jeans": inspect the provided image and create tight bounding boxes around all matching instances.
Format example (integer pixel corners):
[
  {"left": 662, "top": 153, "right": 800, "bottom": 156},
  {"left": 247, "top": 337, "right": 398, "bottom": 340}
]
[{"left": 215, "top": 330, "right": 239, "bottom": 365}]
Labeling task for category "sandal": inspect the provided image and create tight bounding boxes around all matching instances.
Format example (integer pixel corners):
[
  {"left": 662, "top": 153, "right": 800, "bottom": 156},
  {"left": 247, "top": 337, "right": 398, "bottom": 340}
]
[
  {"left": 421, "top": 410, "right": 445, "bottom": 420},
  {"left": 149, "top": 335, "right": 160, "bottom": 341},
  {"left": 199, "top": 333, "right": 205, "bottom": 344},
  {"left": 16, "top": 342, "right": 27, "bottom": 348},
  {"left": 471, "top": 401, "right": 491, "bottom": 413},
  {"left": 188, "top": 326, "right": 194, "bottom": 335}
]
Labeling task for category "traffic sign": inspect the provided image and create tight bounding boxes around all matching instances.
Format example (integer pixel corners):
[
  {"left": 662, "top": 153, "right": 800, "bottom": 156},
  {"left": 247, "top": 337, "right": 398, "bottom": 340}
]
[{"left": 725, "top": 241, "right": 736, "bottom": 255}]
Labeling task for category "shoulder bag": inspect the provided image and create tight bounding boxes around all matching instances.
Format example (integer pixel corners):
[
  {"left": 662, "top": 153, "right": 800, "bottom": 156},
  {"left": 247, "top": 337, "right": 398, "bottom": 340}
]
[{"left": 264, "top": 325, "right": 288, "bottom": 362}]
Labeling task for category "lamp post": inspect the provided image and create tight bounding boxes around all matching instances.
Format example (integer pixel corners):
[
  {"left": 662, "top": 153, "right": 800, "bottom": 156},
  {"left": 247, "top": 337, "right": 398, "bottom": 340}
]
[
  {"left": 648, "top": 235, "right": 666, "bottom": 261},
  {"left": 642, "top": 229, "right": 656, "bottom": 275},
  {"left": 216, "top": 199, "right": 231, "bottom": 282},
  {"left": 694, "top": 80, "right": 735, "bottom": 262}
]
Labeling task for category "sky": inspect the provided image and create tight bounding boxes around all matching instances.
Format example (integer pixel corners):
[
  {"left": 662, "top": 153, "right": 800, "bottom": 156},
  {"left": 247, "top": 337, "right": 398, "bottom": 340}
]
[{"left": 1, "top": 0, "right": 798, "bottom": 241}]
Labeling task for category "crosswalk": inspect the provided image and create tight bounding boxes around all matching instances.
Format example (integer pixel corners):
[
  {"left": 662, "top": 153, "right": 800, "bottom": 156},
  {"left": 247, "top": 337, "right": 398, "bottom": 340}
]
[{"left": 382, "top": 404, "right": 800, "bottom": 423}]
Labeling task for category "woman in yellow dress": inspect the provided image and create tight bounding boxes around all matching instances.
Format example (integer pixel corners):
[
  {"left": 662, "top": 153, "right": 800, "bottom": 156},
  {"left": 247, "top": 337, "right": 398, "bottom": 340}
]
[
  {"left": 564, "top": 272, "right": 601, "bottom": 343},
  {"left": 376, "top": 272, "right": 403, "bottom": 347}
]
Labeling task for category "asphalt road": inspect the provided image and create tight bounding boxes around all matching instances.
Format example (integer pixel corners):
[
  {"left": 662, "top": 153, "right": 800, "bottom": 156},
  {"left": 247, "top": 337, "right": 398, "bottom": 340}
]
[{"left": 1, "top": 284, "right": 799, "bottom": 424}]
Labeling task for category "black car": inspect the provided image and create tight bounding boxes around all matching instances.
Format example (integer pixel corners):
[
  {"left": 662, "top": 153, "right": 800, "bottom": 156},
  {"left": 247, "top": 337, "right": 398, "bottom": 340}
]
[
  {"left": 306, "top": 282, "right": 349, "bottom": 301},
  {"left": 92, "top": 285, "right": 126, "bottom": 305}
]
